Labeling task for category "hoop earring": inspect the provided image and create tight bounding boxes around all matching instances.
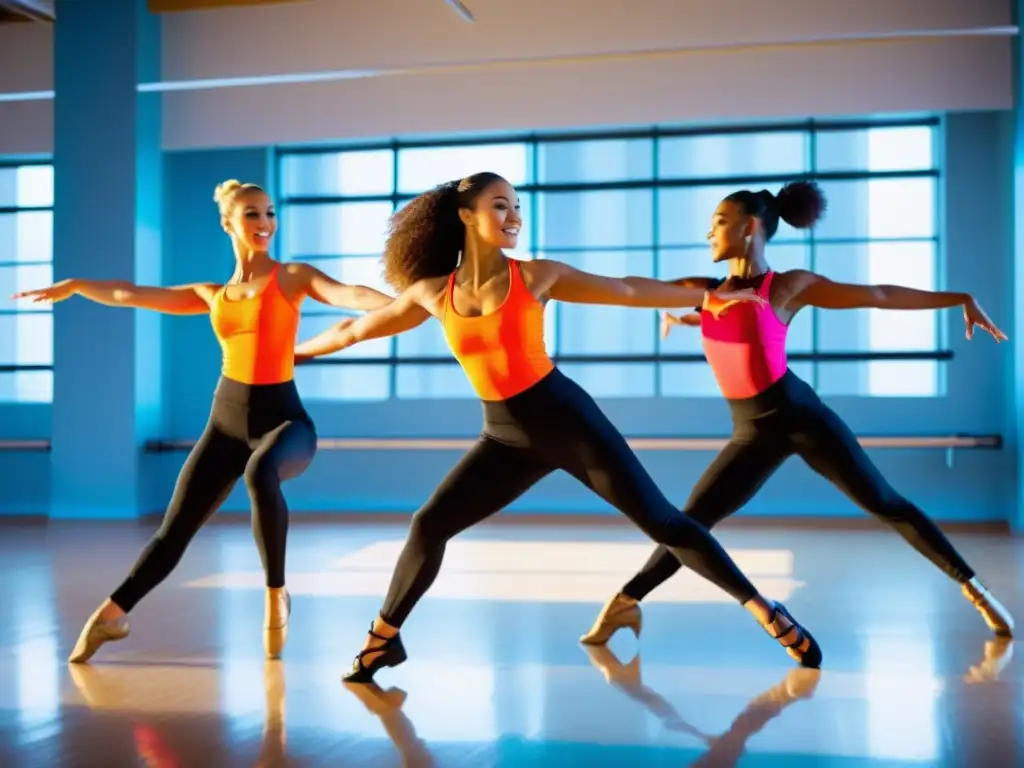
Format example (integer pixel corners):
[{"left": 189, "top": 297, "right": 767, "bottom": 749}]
[{"left": 456, "top": 249, "right": 463, "bottom": 268}]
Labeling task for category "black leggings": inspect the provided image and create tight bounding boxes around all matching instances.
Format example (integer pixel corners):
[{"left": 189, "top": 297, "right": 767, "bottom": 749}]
[
  {"left": 110, "top": 377, "right": 317, "bottom": 612},
  {"left": 622, "top": 370, "right": 975, "bottom": 601},
  {"left": 380, "top": 369, "right": 760, "bottom": 627}
]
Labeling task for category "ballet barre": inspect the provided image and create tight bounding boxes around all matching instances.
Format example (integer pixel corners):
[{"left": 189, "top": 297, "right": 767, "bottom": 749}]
[
  {"left": 141, "top": 433, "right": 1001, "bottom": 469},
  {"left": 0, "top": 440, "right": 51, "bottom": 453},
  {"left": 298, "top": 350, "right": 955, "bottom": 366},
  {"left": 0, "top": 434, "right": 1000, "bottom": 451},
  {"left": 141, "top": 435, "right": 999, "bottom": 452}
]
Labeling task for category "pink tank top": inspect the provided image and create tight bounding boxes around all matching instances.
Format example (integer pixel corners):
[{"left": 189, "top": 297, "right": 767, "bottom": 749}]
[{"left": 700, "top": 272, "right": 789, "bottom": 399}]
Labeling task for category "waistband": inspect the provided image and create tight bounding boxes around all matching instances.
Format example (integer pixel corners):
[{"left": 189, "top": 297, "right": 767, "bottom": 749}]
[
  {"left": 724, "top": 369, "right": 819, "bottom": 421},
  {"left": 481, "top": 365, "right": 563, "bottom": 407},
  {"left": 481, "top": 367, "right": 590, "bottom": 429},
  {"left": 213, "top": 376, "right": 304, "bottom": 411}
]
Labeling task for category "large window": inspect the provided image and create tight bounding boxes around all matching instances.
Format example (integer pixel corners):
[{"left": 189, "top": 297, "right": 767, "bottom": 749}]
[
  {"left": 278, "top": 118, "right": 943, "bottom": 400},
  {"left": 0, "top": 163, "right": 53, "bottom": 403}
]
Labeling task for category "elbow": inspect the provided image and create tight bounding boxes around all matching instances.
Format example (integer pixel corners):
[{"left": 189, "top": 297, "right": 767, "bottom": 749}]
[
  {"left": 110, "top": 287, "right": 135, "bottom": 305},
  {"left": 352, "top": 286, "right": 390, "bottom": 311},
  {"left": 352, "top": 286, "right": 375, "bottom": 309},
  {"left": 869, "top": 286, "right": 891, "bottom": 307},
  {"left": 618, "top": 280, "right": 639, "bottom": 304},
  {"left": 337, "top": 317, "right": 361, "bottom": 345}
]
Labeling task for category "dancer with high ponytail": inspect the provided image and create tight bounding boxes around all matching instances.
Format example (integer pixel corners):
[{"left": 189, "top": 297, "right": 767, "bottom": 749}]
[
  {"left": 295, "top": 172, "right": 824, "bottom": 682},
  {"left": 581, "top": 181, "right": 1014, "bottom": 645},
  {"left": 15, "top": 179, "right": 394, "bottom": 662}
]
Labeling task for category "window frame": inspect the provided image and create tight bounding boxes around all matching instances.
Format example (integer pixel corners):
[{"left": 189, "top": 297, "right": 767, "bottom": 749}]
[
  {"left": 0, "top": 158, "right": 54, "bottom": 403},
  {"left": 276, "top": 117, "right": 945, "bottom": 400}
]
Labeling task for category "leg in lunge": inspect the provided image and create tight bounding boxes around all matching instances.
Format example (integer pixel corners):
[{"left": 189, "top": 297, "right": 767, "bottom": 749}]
[
  {"left": 69, "top": 426, "right": 249, "bottom": 663},
  {"left": 343, "top": 438, "right": 552, "bottom": 683},
  {"left": 795, "top": 405, "right": 1013, "bottom": 636},
  {"left": 558, "top": 405, "right": 819, "bottom": 667},
  {"left": 583, "top": 434, "right": 789, "bottom": 645}
]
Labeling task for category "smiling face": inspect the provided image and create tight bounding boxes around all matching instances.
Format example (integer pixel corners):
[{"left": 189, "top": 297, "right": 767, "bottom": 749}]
[
  {"left": 707, "top": 199, "right": 753, "bottom": 263},
  {"left": 223, "top": 189, "right": 277, "bottom": 252},
  {"left": 459, "top": 177, "right": 522, "bottom": 250}
]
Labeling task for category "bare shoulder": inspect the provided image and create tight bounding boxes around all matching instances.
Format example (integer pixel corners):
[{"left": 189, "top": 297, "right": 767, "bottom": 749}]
[
  {"left": 189, "top": 283, "right": 222, "bottom": 303},
  {"left": 775, "top": 269, "right": 819, "bottom": 289},
  {"left": 281, "top": 261, "right": 313, "bottom": 275},
  {"left": 519, "top": 258, "right": 562, "bottom": 292},
  {"left": 773, "top": 269, "right": 821, "bottom": 294},
  {"left": 771, "top": 269, "right": 822, "bottom": 312},
  {"left": 408, "top": 276, "right": 449, "bottom": 317},
  {"left": 279, "top": 260, "right": 318, "bottom": 285}
]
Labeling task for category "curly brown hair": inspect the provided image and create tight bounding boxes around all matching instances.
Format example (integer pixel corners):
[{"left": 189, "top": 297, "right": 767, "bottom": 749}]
[
  {"left": 724, "top": 181, "right": 826, "bottom": 240},
  {"left": 382, "top": 171, "right": 506, "bottom": 291}
]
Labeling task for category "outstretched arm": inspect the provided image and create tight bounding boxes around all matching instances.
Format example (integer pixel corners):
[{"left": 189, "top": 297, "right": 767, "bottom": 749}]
[
  {"left": 294, "top": 290, "right": 431, "bottom": 359},
  {"left": 299, "top": 265, "right": 394, "bottom": 312},
  {"left": 789, "top": 271, "right": 1007, "bottom": 341},
  {"left": 792, "top": 272, "right": 967, "bottom": 310},
  {"left": 12, "top": 278, "right": 215, "bottom": 315},
  {"left": 543, "top": 262, "right": 759, "bottom": 309}
]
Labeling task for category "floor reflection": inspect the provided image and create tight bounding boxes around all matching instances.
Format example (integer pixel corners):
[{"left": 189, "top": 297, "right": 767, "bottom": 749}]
[
  {"left": 345, "top": 683, "right": 435, "bottom": 768},
  {"left": 21, "top": 620, "right": 1024, "bottom": 766},
  {"left": 67, "top": 660, "right": 288, "bottom": 767},
  {"left": 581, "top": 645, "right": 822, "bottom": 767},
  {"left": 0, "top": 522, "right": 1020, "bottom": 767}
]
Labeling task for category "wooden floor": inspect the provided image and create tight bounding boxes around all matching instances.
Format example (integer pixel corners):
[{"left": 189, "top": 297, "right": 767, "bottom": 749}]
[{"left": 0, "top": 518, "right": 1021, "bottom": 767}]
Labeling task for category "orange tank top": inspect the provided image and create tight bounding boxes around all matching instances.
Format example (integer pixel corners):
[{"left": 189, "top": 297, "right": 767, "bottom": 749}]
[
  {"left": 442, "top": 259, "right": 554, "bottom": 401},
  {"left": 209, "top": 264, "right": 300, "bottom": 385}
]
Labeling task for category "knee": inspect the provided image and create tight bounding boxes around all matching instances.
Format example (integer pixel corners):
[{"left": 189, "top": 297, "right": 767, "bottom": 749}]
[
  {"left": 853, "top": 482, "right": 912, "bottom": 521},
  {"left": 646, "top": 514, "right": 705, "bottom": 547},
  {"left": 406, "top": 510, "right": 450, "bottom": 552},
  {"left": 869, "top": 493, "right": 919, "bottom": 523},
  {"left": 142, "top": 532, "right": 188, "bottom": 571},
  {"left": 681, "top": 501, "right": 721, "bottom": 529},
  {"left": 244, "top": 456, "right": 279, "bottom": 494},
  {"left": 153, "top": 514, "right": 198, "bottom": 547}
]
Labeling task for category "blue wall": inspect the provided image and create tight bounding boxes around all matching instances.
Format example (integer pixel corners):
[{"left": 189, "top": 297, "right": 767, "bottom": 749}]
[
  {"left": 0, "top": 112, "right": 1019, "bottom": 523},
  {"left": 0, "top": 404, "right": 49, "bottom": 514}
]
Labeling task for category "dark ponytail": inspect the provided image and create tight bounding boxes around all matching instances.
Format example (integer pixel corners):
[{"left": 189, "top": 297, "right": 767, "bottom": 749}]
[
  {"left": 382, "top": 171, "right": 505, "bottom": 291},
  {"left": 725, "top": 180, "right": 826, "bottom": 241}
]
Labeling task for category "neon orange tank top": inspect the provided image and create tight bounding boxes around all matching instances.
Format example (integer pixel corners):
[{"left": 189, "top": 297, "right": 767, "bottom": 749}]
[
  {"left": 209, "top": 264, "right": 300, "bottom": 385},
  {"left": 442, "top": 259, "right": 554, "bottom": 401}
]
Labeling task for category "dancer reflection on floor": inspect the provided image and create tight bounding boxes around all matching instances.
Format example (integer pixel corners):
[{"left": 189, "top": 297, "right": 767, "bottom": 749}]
[{"left": 583, "top": 645, "right": 821, "bottom": 768}]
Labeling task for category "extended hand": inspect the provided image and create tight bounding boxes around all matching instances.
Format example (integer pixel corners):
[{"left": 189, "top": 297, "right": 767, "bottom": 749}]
[
  {"left": 661, "top": 312, "right": 682, "bottom": 339},
  {"left": 11, "top": 279, "right": 77, "bottom": 304},
  {"left": 661, "top": 311, "right": 700, "bottom": 338},
  {"left": 963, "top": 297, "right": 1007, "bottom": 342}
]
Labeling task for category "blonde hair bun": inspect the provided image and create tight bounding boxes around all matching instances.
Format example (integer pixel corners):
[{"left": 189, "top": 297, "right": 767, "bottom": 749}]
[{"left": 214, "top": 179, "right": 243, "bottom": 207}]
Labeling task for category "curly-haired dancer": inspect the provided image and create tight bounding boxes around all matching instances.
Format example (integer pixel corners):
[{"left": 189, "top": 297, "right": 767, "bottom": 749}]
[
  {"left": 296, "top": 172, "right": 824, "bottom": 682},
  {"left": 580, "top": 181, "right": 1014, "bottom": 645}
]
